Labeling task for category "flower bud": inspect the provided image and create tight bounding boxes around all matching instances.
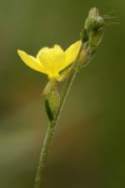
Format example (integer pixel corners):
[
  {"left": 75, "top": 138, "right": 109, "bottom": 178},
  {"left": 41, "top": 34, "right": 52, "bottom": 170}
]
[{"left": 81, "top": 7, "right": 105, "bottom": 53}]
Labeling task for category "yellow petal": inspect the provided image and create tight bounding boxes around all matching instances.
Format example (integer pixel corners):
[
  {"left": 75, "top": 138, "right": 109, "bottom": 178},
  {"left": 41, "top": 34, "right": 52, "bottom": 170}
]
[
  {"left": 65, "top": 40, "right": 82, "bottom": 67},
  {"left": 17, "top": 50, "right": 46, "bottom": 74},
  {"left": 36, "top": 45, "right": 64, "bottom": 59},
  {"left": 53, "top": 40, "right": 82, "bottom": 73},
  {"left": 36, "top": 45, "right": 65, "bottom": 77}
]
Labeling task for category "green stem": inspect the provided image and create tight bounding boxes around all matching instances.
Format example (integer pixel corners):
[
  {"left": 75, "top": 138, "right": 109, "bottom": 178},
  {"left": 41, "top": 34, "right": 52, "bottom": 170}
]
[
  {"left": 34, "top": 68, "right": 80, "bottom": 188},
  {"left": 34, "top": 122, "right": 56, "bottom": 188}
]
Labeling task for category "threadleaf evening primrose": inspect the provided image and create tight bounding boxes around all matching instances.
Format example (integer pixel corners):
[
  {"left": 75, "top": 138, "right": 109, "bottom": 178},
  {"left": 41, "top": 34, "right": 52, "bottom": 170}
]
[
  {"left": 17, "top": 40, "right": 82, "bottom": 81},
  {"left": 16, "top": 7, "right": 107, "bottom": 188}
]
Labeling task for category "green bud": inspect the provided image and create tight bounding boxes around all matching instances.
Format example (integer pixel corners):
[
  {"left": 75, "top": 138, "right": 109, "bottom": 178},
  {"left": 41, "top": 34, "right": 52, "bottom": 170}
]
[
  {"left": 85, "top": 7, "right": 104, "bottom": 31},
  {"left": 81, "top": 7, "right": 105, "bottom": 53}
]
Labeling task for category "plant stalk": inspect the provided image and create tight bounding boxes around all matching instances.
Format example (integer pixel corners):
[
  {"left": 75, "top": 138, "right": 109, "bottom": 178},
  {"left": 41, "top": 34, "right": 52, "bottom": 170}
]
[{"left": 34, "top": 122, "right": 56, "bottom": 188}]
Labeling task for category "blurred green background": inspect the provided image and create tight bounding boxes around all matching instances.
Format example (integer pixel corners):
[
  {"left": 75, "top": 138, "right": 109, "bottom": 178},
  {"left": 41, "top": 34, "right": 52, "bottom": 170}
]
[{"left": 0, "top": 0, "right": 124, "bottom": 188}]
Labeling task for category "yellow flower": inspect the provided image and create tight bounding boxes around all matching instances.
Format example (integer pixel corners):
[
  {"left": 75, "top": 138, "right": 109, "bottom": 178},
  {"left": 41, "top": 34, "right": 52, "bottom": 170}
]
[{"left": 17, "top": 40, "right": 82, "bottom": 81}]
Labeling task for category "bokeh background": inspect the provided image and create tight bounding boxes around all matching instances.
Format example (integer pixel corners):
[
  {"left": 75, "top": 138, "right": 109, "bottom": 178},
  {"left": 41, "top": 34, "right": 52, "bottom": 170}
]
[{"left": 0, "top": 0, "right": 124, "bottom": 188}]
